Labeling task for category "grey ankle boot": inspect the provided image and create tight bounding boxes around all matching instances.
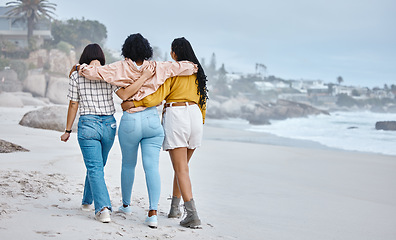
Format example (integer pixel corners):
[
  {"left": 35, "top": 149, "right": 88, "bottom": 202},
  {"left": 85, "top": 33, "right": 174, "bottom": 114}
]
[
  {"left": 180, "top": 199, "right": 201, "bottom": 228},
  {"left": 168, "top": 196, "right": 182, "bottom": 218}
]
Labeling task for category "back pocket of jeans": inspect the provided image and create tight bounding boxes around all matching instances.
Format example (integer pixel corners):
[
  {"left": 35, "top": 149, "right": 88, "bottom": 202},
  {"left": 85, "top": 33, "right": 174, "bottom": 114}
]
[
  {"left": 78, "top": 123, "right": 99, "bottom": 140},
  {"left": 119, "top": 119, "right": 136, "bottom": 133},
  {"left": 147, "top": 114, "right": 160, "bottom": 129}
]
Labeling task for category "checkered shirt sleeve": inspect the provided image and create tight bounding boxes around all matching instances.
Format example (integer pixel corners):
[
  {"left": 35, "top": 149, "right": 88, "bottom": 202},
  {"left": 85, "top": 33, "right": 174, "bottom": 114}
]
[{"left": 67, "top": 71, "right": 80, "bottom": 102}]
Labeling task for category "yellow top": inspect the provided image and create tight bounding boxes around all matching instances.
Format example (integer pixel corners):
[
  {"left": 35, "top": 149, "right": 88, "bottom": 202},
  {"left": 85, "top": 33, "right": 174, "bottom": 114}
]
[{"left": 133, "top": 74, "right": 206, "bottom": 123}]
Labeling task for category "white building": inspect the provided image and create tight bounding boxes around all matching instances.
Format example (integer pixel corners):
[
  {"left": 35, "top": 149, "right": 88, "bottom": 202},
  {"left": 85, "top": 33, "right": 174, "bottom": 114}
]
[{"left": 0, "top": 6, "right": 52, "bottom": 49}]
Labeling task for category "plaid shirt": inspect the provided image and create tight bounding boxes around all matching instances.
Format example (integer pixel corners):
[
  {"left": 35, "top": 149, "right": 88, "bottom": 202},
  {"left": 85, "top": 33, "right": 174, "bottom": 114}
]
[{"left": 68, "top": 71, "right": 119, "bottom": 115}]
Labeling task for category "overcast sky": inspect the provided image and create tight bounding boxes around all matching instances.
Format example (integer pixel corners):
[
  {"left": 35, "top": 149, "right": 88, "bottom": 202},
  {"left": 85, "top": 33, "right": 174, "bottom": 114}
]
[{"left": 1, "top": 0, "right": 395, "bottom": 87}]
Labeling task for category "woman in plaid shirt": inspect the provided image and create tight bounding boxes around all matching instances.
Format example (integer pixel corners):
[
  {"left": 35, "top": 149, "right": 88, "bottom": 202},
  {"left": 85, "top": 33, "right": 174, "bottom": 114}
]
[{"left": 60, "top": 43, "right": 153, "bottom": 223}]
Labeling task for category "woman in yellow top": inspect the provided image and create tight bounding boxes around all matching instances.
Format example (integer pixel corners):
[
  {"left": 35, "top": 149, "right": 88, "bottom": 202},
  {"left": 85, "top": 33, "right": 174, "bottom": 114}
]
[{"left": 122, "top": 37, "right": 208, "bottom": 229}]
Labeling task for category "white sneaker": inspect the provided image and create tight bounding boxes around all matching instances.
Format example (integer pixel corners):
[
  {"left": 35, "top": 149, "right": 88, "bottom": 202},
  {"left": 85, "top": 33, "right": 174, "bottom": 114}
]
[
  {"left": 145, "top": 215, "right": 158, "bottom": 228},
  {"left": 81, "top": 204, "right": 92, "bottom": 212},
  {"left": 95, "top": 208, "right": 111, "bottom": 223}
]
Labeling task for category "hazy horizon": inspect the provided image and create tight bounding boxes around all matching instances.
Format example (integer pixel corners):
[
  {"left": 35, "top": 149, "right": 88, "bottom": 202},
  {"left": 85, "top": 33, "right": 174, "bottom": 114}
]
[{"left": 0, "top": 0, "right": 395, "bottom": 88}]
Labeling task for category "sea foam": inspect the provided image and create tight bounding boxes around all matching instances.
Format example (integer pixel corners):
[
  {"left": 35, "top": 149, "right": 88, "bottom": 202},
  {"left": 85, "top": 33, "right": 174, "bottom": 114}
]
[{"left": 249, "top": 111, "right": 396, "bottom": 156}]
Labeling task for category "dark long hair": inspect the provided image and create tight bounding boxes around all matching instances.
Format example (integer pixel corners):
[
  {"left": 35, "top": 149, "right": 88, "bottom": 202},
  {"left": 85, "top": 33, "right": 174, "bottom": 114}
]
[
  {"left": 171, "top": 37, "right": 208, "bottom": 109},
  {"left": 122, "top": 33, "right": 153, "bottom": 62},
  {"left": 79, "top": 43, "right": 105, "bottom": 65}
]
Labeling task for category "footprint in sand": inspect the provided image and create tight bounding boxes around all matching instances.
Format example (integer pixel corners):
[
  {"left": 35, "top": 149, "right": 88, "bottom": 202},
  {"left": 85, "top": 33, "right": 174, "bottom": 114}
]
[
  {"left": 59, "top": 197, "right": 71, "bottom": 202},
  {"left": 162, "top": 233, "right": 176, "bottom": 239},
  {"left": 35, "top": 230, "right": 61, "bottom": 237}
]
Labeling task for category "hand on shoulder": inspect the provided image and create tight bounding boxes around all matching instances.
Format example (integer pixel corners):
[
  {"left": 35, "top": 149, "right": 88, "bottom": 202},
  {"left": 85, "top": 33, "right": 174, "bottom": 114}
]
[
  {"left": 69, "top": 64, "right": 78, "bottom": 78},
  {"left": 142, "top": 65, "right": 155, "bottom": 79}
]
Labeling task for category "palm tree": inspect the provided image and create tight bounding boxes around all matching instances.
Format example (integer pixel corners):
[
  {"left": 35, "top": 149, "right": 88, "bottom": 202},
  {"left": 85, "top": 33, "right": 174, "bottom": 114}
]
[
  {"left": 337, "top": 76, "right": 344, "bottom": 85},
  {"left": 6, "top": 0, "right": 56, "bottom": 49}
]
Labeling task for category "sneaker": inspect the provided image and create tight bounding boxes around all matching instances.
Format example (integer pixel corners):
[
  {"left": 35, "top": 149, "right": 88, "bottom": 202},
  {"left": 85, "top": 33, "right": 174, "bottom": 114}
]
[
  {"left": 95, "top": 208, "right": 111, "bottom": 223},
  {"left": 118, "top": 205, "right": 132, "bottom": 215},
  {"left": 145, "top": 215, "right": 158, "bottom": 228},
  {"left": 81, "top": 204, "right": 92, "bottom": 212}
]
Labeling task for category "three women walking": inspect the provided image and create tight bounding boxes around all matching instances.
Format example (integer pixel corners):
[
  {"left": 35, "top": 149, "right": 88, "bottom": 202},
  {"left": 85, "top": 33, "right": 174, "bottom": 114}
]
[{"left": 61, "top": 34, "right": 207, "bottom": 229}]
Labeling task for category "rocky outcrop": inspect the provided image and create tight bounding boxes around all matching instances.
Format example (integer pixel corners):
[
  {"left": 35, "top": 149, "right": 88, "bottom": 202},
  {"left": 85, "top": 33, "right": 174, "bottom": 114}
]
[
  {"left": 207, "top": 97, "right": 329, "bottom": 125},
  {"left": 49, "top": 49, "right": 76, "bottom": 75},
  {"left": 0, "top": 92, "right": 24, "bottom": 108},
  {"left": 206, "top": 100, "right": 228, "bottom": 119},
  {"left": 19, "top": 106, "right": 77, "bottom": 132},
  {"left": 21, "top": 48, "right": 75, "bottom": 105},
  {"left": 13, "top": 92, "right": 49, "bottom": 106},
  {"left": 27, "top": 49, "right": 76, "bottom": 75},
  {"left": 0, "top": 139, "right": 29, "bottom": 153},
  {"left": 27, "top": 49, "right": 48, "bottom": 69},
  {"left": 0, "top": 92, "right": 49, "bottom": 107},
  {"left": 0, "top": 69, "right": 22, "bottom": 92},
  {"left": 23, "top": 71, "right": 68, "bottom": 105},
  {"left": 206, "top": 97, "right": 251, "bottom": 119},
  {"left": 23, "top": 71, "right": 47, "bottom": 97},
  {"left": 243, "top": 99, "right": 329, "bottom": 125},
  {"left": 45, "top": 77, "right": 69, "bottom": 105},
  {"left": 375, "top": 121, "right": 396, "bottom": 131}
]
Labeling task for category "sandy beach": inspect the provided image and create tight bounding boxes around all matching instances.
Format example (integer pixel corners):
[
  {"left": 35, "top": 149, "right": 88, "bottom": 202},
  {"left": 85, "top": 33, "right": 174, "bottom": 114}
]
[{"left": 1, "top": 106, "right": 396, "bottom": 240}]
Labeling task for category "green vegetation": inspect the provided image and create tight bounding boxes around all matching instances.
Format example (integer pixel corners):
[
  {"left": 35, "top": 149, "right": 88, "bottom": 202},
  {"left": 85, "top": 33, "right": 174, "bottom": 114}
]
[
  {"left": 0, "top": 57, "right": 10, "bottom": 70},
  {"left": 10, "top": 60, "right": 28, "bottom": 81},
  {"left": 336, "top": 93, "right": 357, "bottom": 107},
  {"left": 1, "top": 3, "right": 117, "bottom": 73},
  {"left": 51, "top": 18, "right": 107, "bottom": 51},
  {"left": 56, "top": 41, "right": 73, "bottom": 55}
]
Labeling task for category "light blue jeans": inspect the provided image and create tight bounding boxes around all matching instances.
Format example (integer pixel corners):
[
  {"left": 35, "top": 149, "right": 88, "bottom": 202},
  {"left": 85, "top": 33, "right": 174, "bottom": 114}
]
[
  {"left": 118, "top": 107, "right": 164, "bottom": 210},
  {"left": 78, "top": 115, "right": 116, "bottom": 214}
]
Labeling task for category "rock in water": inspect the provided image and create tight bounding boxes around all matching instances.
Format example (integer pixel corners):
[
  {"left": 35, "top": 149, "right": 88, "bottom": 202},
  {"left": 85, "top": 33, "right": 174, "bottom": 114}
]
[
  {"left": 19, "top": 106, "right": 76, "bottom": 132},
  {"left": 0, "top": 139, "right": 29, "bottom": 153},
  {"left": 375, "top": 121, "right": 396, "bottom": 131},
  {"left": 243, "top": 99, "right": 329, "bottom": 125}
]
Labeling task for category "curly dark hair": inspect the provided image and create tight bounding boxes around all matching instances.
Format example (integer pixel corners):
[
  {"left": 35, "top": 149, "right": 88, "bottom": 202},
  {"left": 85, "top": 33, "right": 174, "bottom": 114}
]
[
  {"left": 121, "top": 33, "right": 153, "bottom": 62},
  {"left": 171, "top": 37, "right": 208, "bottom": 109},
  {"left": 79, "top": 43, "right": 105, "bottom": 66}
]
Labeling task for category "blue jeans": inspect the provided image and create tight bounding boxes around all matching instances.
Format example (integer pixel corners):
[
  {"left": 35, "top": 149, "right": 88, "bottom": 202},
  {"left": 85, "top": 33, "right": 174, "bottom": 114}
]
[
  {"left": 118, "top": 107, "right": 164, "bottom": 210},
  {"left": 78, "top": 115, "right": 116, "bottom": 214}
]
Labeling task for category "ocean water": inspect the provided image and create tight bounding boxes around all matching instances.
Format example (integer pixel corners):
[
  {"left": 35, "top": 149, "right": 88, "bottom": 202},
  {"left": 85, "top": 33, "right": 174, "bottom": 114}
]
[{"left": 208, "top": 111, "right": 396, "bottom": 156}]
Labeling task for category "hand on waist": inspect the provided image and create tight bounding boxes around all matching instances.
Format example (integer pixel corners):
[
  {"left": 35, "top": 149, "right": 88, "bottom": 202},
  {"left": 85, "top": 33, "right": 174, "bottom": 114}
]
[{"left": 121, "top": 100, "right": 135, "bottom": 111}]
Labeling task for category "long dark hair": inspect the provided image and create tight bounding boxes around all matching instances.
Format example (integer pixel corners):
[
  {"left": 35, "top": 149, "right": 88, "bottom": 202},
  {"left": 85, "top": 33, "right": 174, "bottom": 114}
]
[
  {"left": 79, "top": 43, "right": 105, "bottom": 65},
  {"left": 171, "top": 37, "right": 208, "bottom": 109},
  {"left": 122, "top": 33, "right": 153, "bottom": 62}
]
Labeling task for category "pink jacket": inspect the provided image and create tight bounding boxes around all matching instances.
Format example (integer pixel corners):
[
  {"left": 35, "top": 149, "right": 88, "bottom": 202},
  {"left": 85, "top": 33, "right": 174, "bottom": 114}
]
[{"left": 79, "top": 58, "right": 198, "bottom": 101}]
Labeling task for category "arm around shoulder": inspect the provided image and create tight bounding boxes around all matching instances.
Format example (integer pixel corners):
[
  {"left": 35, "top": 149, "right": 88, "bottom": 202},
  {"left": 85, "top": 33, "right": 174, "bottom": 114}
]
[
  {"left": 156, "top": 61, "right": 198, "bottom": 80},
  {"left": 115, "top": 65, "right": 155, "bottom": 101}
]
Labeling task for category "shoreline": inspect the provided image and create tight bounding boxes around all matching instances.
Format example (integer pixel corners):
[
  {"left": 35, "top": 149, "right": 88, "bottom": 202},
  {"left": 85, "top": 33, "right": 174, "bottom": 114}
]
[
  {"left": 204, "top": 124, "right": 336, "bottom": 150},
  {"left": 205, "top": 116, "right": 396, "bottom": 157}
]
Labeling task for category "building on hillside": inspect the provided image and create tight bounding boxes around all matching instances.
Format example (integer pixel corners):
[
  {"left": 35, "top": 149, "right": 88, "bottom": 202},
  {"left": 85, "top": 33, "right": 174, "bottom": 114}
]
[
  {"left": 370, "top": 89, "right": 395, "bottom": 99},
  {"left": 0, "top": 6, "right": 52, "bottom": 50},
  {"left": 254, "top": 81, "right": 276, "bottom": 91},
  {"left": 332, "top": 85, "right": 355, "bottom": 96},
  {"left": 290, "top": 80, "right": 327, "bottom": 93},
  {"left": 225, "top": 73, "right": 242, "bottom": 83},
  {"left": 352, "top": 87, "right": 370, "bottom": 96},
  {"left": 307, "top": 87, "right": 329, "bottom": 97}
]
